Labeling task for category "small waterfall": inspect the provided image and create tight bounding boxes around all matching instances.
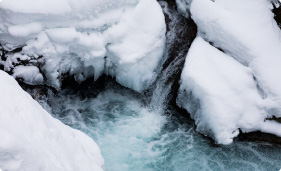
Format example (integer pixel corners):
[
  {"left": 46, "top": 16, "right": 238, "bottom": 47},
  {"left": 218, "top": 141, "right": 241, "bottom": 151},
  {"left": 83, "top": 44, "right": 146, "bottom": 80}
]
[
  {"left": 149, "top": 1, "right": 197, "bottom": 112},
  {"left": 10, "top": 2, "right": 281, "bottom": 170}
]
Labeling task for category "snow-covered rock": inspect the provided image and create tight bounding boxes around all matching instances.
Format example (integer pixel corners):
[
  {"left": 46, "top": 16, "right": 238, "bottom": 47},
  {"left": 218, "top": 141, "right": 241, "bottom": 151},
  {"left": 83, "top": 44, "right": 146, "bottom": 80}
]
[
  {"left": 190, "top": 0, "right": 281, "bottom": 100},
  {"left": 13, "top": 65, "right": 44, "bottom": 85},
  {"left": 177, "top": 37, "right": 281, "bottom": 144},
  {"left": 0, "top": 70, "right": 104, "bottom": 171},
  {"left": 0, "top": 0, "right": 166, "bottom": 92}
]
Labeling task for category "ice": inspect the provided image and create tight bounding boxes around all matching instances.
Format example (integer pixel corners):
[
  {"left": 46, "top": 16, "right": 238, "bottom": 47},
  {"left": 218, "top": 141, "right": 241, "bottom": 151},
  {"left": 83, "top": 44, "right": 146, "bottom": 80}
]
[
  {"left": 0, "top": 70, "right": 104, "bottom": 171},
  {"left": 13, "top": 65, "right": 44, "bottom": 85},
  {"left": 190, "top": 0, "right": 281, "bottom": 100},
  {"left": 0, "top": 0, "right": 165, "bottom": 92},
  {"left": 177, "top": 37, "right": 281, "bottom": 144}
]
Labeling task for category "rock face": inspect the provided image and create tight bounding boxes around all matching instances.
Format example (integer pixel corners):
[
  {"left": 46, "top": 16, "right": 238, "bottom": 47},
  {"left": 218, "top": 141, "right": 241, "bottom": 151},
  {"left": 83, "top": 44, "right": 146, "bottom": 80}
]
[
  {"left": 273, "top": 2, "right": 281, "bottom": 27},
  {"left": 0, "top": 70, "right": 104, "bottom": 171}
]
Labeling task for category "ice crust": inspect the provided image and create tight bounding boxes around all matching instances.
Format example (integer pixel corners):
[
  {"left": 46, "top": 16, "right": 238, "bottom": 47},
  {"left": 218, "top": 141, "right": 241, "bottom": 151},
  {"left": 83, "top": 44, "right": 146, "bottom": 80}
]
[
  {"left": 177, "top": 37, "right": 281, "bottom": 144},
  {"left": 0, "top": 70, "right": 104, "bottom": 171},
  {"left": 0, "top": 0, "right": 166, "bottom": 92}
]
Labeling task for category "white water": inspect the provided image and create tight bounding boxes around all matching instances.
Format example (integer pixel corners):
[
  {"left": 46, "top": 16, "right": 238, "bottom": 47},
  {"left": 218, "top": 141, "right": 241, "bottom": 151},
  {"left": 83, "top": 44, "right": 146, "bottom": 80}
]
[{"left": 28, "top": 82, "right": 281, "bottom": 171}]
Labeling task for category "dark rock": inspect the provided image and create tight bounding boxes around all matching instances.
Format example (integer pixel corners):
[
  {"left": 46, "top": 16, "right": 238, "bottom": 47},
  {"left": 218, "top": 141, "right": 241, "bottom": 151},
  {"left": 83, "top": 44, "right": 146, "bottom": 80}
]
[
  {"left": 238, "top": 130, "right": 281, "bottom": 145},
  {"left": 272, "top": 2, "right": 281, "bottom": 28}
]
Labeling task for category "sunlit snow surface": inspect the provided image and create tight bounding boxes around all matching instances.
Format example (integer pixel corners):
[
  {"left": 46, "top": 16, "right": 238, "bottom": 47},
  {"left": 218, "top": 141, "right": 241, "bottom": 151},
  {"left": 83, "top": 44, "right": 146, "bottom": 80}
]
[{"left": 30, "top": 81, "right": 281, "bottom": 171}]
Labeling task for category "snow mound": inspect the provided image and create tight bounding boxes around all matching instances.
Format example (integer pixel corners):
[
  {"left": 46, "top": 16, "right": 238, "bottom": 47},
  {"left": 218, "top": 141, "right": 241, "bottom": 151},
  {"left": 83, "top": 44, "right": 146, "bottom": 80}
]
[
  {"left": 13, "top": 65, "right": 44, "bottom": 85},
  {"left": 0, "top": 0, "right": 166, "bottom": 92},
  {"left": 0, "top": 70, "right": 104, "bottom": 171},
  {"left": 190, "top": 0, "right": 281, "bottom": 100},
  {"left": 177, "top": 37, "right": 281, "bottom": 144},
  {"left": 103, "top": 0, "right": 166, "bottom": 92}
]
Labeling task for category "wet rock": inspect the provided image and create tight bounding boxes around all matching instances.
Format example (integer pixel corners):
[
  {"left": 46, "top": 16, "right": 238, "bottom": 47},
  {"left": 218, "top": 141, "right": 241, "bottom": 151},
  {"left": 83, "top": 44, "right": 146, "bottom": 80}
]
[
  {"left": 272, "top": 1, "right": 281, "bottom": 28},
  {"left": 238, "top": 131, "right": 281, "bottom": 145},
  {"left": 147, "top": 0, "right": 197, "bottom": 110}
]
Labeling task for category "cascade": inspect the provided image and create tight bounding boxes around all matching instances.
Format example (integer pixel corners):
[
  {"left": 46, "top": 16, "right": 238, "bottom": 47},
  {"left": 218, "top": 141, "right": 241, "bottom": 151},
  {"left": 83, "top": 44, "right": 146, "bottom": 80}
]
[
  {"left": 1, "top": 0, "right": 281, "bottom": 170},
  {"left": 148, "top": 0, "right": 197, "bottom": 112}
]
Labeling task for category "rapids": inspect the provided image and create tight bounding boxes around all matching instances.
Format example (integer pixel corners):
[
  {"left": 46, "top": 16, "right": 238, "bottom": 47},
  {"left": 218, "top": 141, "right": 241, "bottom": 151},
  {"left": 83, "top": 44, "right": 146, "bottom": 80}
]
[{"left": 23, "top": 78, "right": 281, "bottom": 171}]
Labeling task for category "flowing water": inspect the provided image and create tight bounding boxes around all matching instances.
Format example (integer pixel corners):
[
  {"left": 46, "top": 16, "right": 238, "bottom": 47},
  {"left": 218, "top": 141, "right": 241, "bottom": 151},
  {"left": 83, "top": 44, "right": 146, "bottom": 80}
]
[
  {"left": 20, "top": 2, "right": 281, "bottom": 170},
  {"left": 25, "top": 78, "right": 281, "bottom": 171}
]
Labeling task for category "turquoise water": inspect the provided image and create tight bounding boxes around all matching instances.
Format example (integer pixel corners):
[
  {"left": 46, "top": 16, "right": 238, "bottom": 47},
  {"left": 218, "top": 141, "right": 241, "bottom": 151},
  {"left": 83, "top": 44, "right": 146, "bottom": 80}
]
[{"left": 40, "top": 83, "right": 281, "bottom": 171}]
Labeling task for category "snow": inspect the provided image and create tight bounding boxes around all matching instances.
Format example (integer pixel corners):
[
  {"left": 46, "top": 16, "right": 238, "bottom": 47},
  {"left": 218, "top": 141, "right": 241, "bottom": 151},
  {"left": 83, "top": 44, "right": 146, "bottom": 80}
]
[
  {"left": 0, "top": 70, "right": 104, "bottom": 171},
  {"left": 46, "top": 28, "right": 79, "bottom": 44},
  {"left": 104, "top": 0, "right": 166, "bottom": 92},
  {"left": 177, "top": 37, "right": 281, "bottom": 144},
  {"left": 13, "top": 65, "right": 44, "bottom": 85},
  {"left": 0, "top": 0, "right": 71, "bottom": 14},
  {"left": 0, "top": 0, "right": 138, "bottom": 15},
  {"left": 190, "top": 0, "right": 281, "bottom": 100},
  {"left": 8, "top": 23, "right": 42, "bottom": 37},
  {"left": 0, "top": 0, "right": 166, "bottom": 92}
]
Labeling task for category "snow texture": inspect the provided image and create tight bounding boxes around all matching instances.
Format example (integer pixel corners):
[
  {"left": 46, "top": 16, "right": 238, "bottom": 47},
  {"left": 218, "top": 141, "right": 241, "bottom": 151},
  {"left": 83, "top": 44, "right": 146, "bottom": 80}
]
[
  {"left": 13, "top": 65, "right": 44, "bottom": 85},
  {"left": 8, "top": 23, "right": 42, "bottom": 38},
  {"left": 177, "top": 37, "right": 281, "bottom": 145},
  {"left": 0, "top": 70, "right": 104, "bottom": 171},
  {"left": 190, "top": 0, "right": 281, "bottom": 101},
  {"left": 0, "top": 0, "right": 166, "bottom": 92}
]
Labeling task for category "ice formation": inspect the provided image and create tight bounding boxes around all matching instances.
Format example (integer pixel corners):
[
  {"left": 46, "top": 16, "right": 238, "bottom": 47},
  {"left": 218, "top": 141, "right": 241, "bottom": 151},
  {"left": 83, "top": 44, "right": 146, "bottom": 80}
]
[
  {"left": 0, "top": 0, "right": 166, "bottom": 92},
  {"left": 0, "top": 70, "right": 104, "bottom": 171},
  {"left": 177, "top": 37, "right": 281, "bottom": 144}
]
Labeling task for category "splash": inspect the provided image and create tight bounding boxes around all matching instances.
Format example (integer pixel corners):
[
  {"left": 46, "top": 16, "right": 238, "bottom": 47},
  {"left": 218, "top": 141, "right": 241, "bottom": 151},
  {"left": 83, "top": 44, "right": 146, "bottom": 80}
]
[{"left": 30, "top": 84, "right": 281, "bottom": 171}]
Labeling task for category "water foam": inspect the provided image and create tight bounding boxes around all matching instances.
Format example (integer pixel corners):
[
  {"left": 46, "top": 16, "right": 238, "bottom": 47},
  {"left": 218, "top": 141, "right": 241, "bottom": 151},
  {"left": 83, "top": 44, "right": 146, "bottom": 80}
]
[{"left": 30, "top": 85, "right": 281, "bottom": 171}]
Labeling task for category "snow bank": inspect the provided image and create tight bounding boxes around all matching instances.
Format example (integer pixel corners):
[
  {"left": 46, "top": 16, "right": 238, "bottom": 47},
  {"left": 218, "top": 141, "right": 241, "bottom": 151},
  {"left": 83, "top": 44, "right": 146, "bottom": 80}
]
[
  {"left": 0, "top": 0, "right": 165, "bottom": 92},
  {"left": 177, "top": 38, "right": 281, "bottom": 144},
  {"left": 0, "top": 70, "right": 104, "bottom": 171},
  {"left": 190, "top": 0, "right": 281, "bottom": 100}
]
